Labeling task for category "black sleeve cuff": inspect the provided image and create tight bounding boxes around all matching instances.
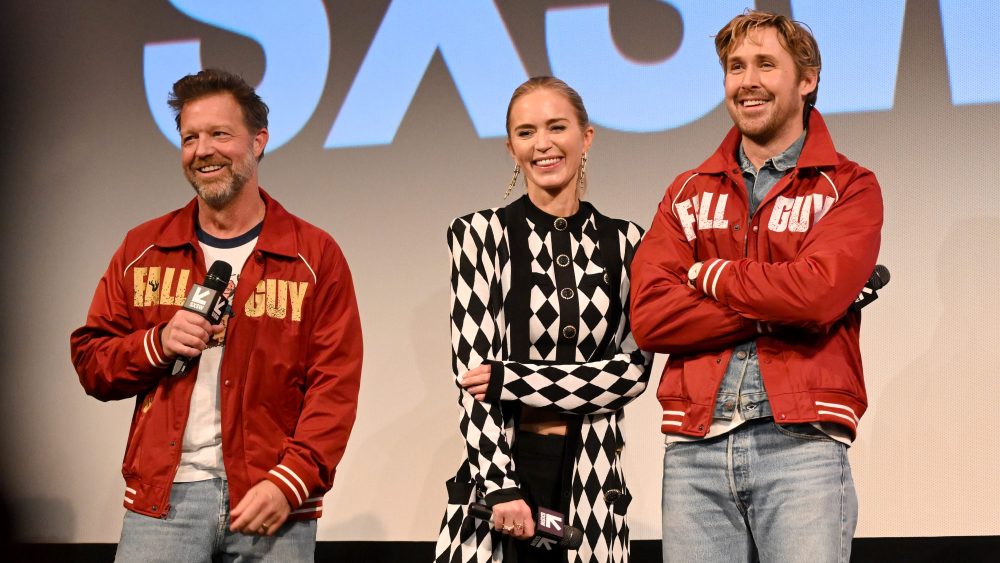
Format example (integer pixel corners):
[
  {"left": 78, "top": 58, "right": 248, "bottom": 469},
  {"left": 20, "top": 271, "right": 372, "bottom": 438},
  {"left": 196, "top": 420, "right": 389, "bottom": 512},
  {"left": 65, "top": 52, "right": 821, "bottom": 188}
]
[
  {"left": 483, "top": 360, "right": 504, "bottom": 402},
  {"left": 484, "top": 487, "right": 523, "bottom": 507}
]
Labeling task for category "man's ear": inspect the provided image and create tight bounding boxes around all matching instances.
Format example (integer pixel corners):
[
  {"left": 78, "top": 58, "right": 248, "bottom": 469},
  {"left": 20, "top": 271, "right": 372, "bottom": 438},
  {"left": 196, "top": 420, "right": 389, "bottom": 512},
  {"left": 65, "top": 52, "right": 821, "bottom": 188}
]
[{"left": 253, "top": 128, "right": 269, "bottom": 160}]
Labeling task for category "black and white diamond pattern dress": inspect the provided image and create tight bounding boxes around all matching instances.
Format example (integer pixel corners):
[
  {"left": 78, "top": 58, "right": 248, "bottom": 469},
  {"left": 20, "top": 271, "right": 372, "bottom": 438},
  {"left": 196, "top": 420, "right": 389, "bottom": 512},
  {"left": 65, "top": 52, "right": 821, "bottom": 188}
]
[{"left": 435, "top": 196, "right": 653, "bottom": 563}]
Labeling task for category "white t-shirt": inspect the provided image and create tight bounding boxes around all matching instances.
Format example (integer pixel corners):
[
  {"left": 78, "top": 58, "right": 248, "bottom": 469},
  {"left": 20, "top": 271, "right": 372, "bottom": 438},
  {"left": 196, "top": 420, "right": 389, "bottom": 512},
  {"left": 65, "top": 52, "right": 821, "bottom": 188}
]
[{"left": 173, "top": 223, "right": 260, "bottom": 483}]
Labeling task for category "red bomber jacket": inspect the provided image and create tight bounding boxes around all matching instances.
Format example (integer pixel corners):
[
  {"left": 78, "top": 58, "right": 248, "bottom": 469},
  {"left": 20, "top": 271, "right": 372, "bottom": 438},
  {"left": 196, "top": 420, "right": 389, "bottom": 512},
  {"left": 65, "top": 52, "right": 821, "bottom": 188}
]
[
  {"left": 630, "top": 111, "right": 883, "bottom": 439},
  {"left": 70, "top": 189, "right": 363, "bottom": 520}
]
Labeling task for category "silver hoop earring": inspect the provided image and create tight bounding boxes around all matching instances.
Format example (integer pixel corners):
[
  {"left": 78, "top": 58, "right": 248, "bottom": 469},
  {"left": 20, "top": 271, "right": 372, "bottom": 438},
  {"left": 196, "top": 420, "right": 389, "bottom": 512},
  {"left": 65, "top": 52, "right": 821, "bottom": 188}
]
[{"left": 504, "top": 164, "right": 521, "bottom": 199}]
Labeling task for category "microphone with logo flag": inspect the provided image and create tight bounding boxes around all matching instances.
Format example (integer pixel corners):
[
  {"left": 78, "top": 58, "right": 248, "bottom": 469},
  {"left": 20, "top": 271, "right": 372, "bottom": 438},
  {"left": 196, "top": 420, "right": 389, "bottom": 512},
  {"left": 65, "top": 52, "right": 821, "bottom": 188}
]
[
  {"left": 171, "top": 260, "right": 232, "bottom": 376},
  {"left": 467, "top": 503, "right": 584, "bottom": 550}
]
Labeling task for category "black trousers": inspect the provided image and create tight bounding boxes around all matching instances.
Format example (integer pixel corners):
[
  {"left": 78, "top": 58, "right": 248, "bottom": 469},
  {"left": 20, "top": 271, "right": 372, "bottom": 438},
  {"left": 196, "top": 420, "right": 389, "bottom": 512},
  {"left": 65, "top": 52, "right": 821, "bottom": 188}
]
[{"left": 507, "top": 429, "right": 567, "bottom": 563}]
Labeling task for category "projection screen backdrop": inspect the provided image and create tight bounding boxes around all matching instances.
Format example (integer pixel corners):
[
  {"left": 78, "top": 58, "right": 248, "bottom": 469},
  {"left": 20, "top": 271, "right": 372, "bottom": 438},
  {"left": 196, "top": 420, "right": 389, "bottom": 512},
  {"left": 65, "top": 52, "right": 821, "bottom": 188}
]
[{"left": 1, "top": 0, "right": 998, "bottom": 543}]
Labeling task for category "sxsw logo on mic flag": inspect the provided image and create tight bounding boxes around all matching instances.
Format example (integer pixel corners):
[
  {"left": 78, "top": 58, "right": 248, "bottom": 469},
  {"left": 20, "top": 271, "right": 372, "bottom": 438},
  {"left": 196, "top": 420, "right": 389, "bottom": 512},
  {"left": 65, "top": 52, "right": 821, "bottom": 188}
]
[
  {"left": 530, "top": 535, "right": 557, "bottom": 550},
  {"left": 182, "top": 284, "right": 227, "bottom": 324},
  {"left": 538, "top": 510, "right": 563, "bottom": 532},
  {"left": 183, "top": 285, "right": 217, "bottom": 314},
  {"left": 531, "top": 508, "right": 564, "bottom": 550}
]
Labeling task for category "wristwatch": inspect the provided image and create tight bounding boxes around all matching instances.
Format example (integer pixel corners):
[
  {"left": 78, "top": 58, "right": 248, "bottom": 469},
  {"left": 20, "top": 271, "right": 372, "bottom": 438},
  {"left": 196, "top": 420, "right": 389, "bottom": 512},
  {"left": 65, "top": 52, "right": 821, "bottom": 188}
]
[{"left": 687, "top": 262, "right": 703, "bottom": 287}]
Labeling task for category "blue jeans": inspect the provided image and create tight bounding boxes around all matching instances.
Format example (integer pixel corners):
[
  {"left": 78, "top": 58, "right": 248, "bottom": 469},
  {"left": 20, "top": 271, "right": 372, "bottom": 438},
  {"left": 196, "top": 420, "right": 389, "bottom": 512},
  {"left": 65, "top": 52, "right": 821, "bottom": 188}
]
[
  {"left": 115, "top": 479, "right": 316, "bottom": 562},
  {"left": 661, "top": 419, "right": 857, "bottom": 563}
]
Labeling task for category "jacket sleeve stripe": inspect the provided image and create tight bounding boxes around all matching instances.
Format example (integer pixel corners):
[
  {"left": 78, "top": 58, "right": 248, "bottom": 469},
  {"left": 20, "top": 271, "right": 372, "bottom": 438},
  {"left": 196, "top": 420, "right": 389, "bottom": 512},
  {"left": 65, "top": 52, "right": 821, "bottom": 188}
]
[
  {"left": 143, "top": 327, "right": 168, "bottom": 368},
  {"left": 699, "top": 260, "right": 720, "bottom": 294},
  {"left": 708, "top": 260, "right": 729, "bottom": 300},
  {"left": 268, "top": 468, "right": 304, "bottom": 506},
  {"left": 699, "top": 259, "right": 729, "bottom": 300},
  {"left": 275, "top": 464, "right": 309, "bottom": 501}
]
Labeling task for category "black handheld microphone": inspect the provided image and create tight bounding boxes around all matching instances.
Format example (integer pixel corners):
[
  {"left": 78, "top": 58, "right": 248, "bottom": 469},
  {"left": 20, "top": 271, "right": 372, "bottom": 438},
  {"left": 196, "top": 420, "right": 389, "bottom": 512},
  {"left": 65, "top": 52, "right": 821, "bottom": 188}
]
[
  {"left": 850, "top": 264, "right": 890, "bottom": 312},
  {"left": 171, "top": 260, "right": 232, "bottom": 376},
  {"left": 467, "top": 503, "right": 584, "bottom": 550}
]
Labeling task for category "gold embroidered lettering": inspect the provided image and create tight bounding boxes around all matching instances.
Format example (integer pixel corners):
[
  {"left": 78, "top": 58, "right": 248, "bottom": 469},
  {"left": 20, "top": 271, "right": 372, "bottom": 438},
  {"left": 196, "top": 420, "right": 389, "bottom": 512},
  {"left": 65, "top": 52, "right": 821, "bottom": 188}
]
[
  {"left": 133, "top": 268, "right": 148, "bottom": 306},
  {"left": 143, "top": 267, "right": 162, "bottom": 307},
  {"left": 266, "top": 279, "right": 288, "bottom": 319},
  {"left": 175, "top": 269, "right": 190, "bottom": 303},
  {"left": 244, "top": 280, "right": 266, "bottom": 318},
  {"left": 159, "top": 267, "right": 176, "bottom": 305},
  {"left": 288, "top": 282, "right": 309, "bottom": 322}
]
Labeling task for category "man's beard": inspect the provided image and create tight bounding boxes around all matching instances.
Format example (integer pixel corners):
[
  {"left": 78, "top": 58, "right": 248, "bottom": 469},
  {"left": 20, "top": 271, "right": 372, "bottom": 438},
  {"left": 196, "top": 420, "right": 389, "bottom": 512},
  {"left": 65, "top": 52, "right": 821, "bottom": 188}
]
[
  {"left": 737, "top": 116, "right": 780, "bottom": 146},
  {"left": 191, "top": 171, "right": 248, "bottom": 210},
  {"left": 729, "top": 88, "right": 803, "bottom": 148},
  {"left": 186, "top": 153, "right": 254, "bottom": 210},
  {"left": 731, "top": 100, "right": 779, "bottom": 144}
]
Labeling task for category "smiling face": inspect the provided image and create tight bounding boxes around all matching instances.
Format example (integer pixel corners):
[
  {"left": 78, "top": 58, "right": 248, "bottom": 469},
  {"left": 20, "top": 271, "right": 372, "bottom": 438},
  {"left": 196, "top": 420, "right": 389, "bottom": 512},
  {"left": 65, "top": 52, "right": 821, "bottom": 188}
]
[
  {"left": 506, "top": 87, "right": 594, "bottom": 198},
  {"left": 179, "top": 92, "right": 267, "bottom": 210},
  {"left": 723, "top": 26, "right": 817, "bottom": 152}
]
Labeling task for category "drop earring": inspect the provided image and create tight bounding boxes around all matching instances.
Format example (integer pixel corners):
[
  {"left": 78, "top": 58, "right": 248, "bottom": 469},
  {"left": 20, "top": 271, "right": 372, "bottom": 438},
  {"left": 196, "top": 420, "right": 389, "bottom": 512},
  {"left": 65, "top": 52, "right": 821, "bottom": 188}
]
[
  {"left": 577, "top": 153, "right": 588, "bottom": 195},
  {"left": 504, "top": 164, "right": 521, "bottom": 199}
]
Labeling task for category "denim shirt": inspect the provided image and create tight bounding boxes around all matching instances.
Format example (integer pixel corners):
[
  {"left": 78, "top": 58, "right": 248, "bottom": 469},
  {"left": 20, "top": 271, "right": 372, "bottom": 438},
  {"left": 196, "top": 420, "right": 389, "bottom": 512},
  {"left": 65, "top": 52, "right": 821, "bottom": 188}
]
[{"left": 712, "top": 132, "right": 807, "bottom": 424}]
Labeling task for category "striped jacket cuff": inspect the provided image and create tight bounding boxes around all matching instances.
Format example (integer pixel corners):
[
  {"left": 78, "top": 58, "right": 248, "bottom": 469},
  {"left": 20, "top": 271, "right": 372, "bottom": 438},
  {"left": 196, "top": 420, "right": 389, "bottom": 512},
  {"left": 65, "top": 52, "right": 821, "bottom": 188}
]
[
  {"left": 694, "top": 258, "right": 731, "bottom": 301},
  {"left": 142, "top": 323, "right": 170, "bottom": 369},
  {"left": 265, "top": 463, "right": 312, "bottom": 510}
]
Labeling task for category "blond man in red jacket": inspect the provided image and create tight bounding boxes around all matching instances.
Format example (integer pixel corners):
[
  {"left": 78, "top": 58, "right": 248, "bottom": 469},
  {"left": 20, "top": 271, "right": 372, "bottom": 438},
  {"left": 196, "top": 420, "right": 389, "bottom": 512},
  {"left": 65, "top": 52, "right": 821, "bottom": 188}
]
[{"left": 631, "top": 11, "right": 882, "bottom": 563}]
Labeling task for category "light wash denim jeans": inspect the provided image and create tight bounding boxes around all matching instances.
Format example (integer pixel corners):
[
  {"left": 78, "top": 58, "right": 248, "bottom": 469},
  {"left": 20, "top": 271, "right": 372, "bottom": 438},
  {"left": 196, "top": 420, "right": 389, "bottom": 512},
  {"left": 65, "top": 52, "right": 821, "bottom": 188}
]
[
  {"left": 661, "top": 419, "right": 857, "bottom": 563},
  {"left": 115, "top": 478, "right": 316, "bottom": 562}
]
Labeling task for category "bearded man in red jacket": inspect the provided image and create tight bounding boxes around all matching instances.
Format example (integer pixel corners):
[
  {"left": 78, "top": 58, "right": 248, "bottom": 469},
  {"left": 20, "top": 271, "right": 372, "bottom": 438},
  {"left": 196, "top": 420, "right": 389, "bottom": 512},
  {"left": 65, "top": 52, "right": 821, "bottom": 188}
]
[
  {"left": 71, "top": 69, "right": 363, "bottom": 562},
  {"left": 630, "top": 11, "right": 883, "bottom": 563}
]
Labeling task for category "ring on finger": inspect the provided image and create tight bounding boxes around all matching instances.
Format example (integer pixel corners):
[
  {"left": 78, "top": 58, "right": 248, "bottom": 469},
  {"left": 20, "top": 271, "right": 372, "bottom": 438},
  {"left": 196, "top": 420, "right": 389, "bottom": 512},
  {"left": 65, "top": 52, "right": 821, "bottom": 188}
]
[{"left": 502, "top": 524, "right": 514, "bottom": 533}]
